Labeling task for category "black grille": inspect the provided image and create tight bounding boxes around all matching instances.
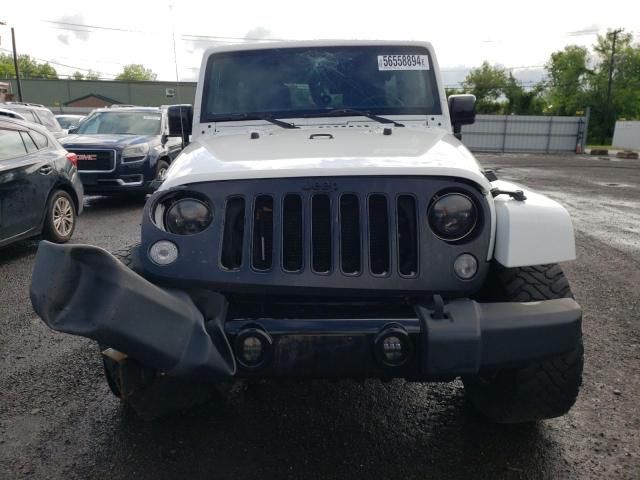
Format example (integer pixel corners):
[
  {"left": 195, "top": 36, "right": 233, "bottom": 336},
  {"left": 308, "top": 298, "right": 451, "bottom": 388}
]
[
  {"left": 340, "top": 194, "right": 361, "bottom": 274},
  {"left": 71, "top": 150, "right": 115, "bottom": 172},
  {"left": 282, "top": 194, "right": 303, "bottom": 271},
  {"left": 218, "top": 191, "right": 421, "bottom": 277},
  {"left": 368, "top": 195, "right": 390, "bottom": 275},
  {"left": 311, "top": 195, "right": 332, "bottom": 273},
  {"left": 221, "top": 197, "right": 245, "bottom": 270},
  {"left": 252, "top": 195, "right": 274, "bottom": 270},
  {"left": 397, "top": 195, "right": 418, "bottom": 276}
]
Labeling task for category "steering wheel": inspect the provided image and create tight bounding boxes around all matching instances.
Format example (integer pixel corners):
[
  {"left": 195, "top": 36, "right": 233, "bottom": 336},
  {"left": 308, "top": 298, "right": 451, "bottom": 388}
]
[{"left": 309, "top": 72, "right": 333, "bottom": 107}]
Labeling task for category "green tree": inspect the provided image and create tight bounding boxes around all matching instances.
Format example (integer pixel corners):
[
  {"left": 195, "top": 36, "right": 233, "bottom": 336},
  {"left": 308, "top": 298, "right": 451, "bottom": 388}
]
[
  {"left": 115, "top": 64, "right": 157, "bottom": 81},
  {"left": 589, "top": 30, "right": 640, "bottom": 142},
  {"left": 544, "top": 29, "right": 640, "bottom": 143},
  {"left": 544, "top": 45, "right": 590, "bottom": 116},
  {"left": 462, "top": 62, "right": 507, "bottom": 113},
  {"left": 503, "top": 74, "right": 545, "bottom": 115},
  {"left": 0, "top": 53, "right": 58, "bottom": 79},
  {"left": 72, "top": 70, "right": 100, "bottom": 80}
]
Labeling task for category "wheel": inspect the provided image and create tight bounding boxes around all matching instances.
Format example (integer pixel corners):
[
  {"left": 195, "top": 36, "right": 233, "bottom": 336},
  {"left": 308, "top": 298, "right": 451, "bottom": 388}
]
[
  {"left": 463, "top": 264, "right": 584, "bottom": 423},
  {"left": 43, "top": 190, "right": 76, "bottom": 243},
  {"left": 100, "top": 245, "right": 216, "bottom": 419},
  {"left": 155, "top": 160, "right": 170, "bottom": 182}
]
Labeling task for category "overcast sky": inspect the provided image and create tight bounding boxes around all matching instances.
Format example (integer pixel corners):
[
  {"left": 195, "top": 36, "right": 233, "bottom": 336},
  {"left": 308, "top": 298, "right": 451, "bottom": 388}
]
[{"left": 2, "top": 0, "right": 639, "bottom": 85}]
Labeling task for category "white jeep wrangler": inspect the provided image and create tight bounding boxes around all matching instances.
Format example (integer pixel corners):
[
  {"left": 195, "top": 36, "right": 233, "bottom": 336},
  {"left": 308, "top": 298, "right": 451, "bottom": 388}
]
[{"left": 30, "top": 41, "right": 583, "bottom": 422}]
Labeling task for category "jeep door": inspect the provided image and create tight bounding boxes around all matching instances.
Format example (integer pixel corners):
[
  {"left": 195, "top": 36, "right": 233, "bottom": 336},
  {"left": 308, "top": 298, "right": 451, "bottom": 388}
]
[{"left": 0, "top": 125, "right": 57, "bottom": 243}]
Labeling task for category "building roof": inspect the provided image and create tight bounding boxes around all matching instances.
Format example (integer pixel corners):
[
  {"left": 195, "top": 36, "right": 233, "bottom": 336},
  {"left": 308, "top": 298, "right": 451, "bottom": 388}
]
[{"left": 64, "top": 93, "right": 121, "bottom": 106}]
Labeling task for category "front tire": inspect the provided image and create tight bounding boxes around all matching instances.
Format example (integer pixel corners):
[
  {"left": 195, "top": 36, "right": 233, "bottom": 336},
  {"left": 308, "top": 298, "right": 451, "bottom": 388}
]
[
  {"left": 464, "top": 264, "right": 584, "bottom": 423},
  {"left": 43, "top": 190, "right": 76, "bottom": 243},
  {"left": 155, "top": 160, "right": 170, "bottom": 182}
]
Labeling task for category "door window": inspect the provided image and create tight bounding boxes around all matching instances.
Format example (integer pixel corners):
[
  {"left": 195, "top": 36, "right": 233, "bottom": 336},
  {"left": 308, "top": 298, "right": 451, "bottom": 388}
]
[
  {"left": 30, "top": 130, "right": 49, "bottom": 149},
  {"left": 11, "top": 108, "right": 37, "bottom": 122},
  {"left": 0, "top": 129, "right": 28, "bottom": 161},
  {"left": 20, "top": 132, "right": 38, "bottom": 153}
]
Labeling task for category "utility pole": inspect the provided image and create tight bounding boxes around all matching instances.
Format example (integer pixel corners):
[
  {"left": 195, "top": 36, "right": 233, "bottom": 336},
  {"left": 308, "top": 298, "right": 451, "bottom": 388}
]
[
  {"left": 603, "top": 28, "right": 623, "bottom": 142},
  {"left": 0, "top": 21, "right": 23, "bottom": 102}
]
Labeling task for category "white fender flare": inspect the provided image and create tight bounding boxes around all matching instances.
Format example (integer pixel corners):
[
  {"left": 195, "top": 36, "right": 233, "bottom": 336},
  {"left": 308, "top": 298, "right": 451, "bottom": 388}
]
[{"left": 491, "top": 180, "right": 576, "bottom": 268}]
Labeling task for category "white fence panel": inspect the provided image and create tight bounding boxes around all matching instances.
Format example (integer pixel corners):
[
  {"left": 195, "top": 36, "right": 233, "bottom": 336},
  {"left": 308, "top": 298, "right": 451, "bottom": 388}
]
[{"left": 461, "top": 114, "right": 587, "bottom": 153}]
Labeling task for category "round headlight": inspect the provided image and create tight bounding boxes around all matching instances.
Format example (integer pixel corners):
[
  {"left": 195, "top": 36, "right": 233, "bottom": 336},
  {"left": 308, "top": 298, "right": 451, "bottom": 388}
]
[
  {"left": 428, "top": 192, "right": 477, "bottom": 241},
  {"left": 164, "top": 199, "right": 212, "bottom": 235}
]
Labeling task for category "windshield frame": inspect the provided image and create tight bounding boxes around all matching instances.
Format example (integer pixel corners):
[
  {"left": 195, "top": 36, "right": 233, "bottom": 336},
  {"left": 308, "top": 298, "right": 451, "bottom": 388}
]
[
  {"left": 200, "top": 45, "right": 442, "bottom": 123},
  {"left": 76, "top": 110, "right": 163, "bottom": 136}
]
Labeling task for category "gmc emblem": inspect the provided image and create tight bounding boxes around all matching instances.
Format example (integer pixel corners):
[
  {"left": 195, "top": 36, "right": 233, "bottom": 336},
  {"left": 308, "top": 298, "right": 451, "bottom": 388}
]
[{"left": 77, "top": 154, "right": 97, "bottom": 161}]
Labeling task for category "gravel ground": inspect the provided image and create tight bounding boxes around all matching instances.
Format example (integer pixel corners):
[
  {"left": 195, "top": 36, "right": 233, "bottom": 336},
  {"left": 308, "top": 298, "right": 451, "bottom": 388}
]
[{"left": 0, "top": 154, "right": 639, "bottom": 479}]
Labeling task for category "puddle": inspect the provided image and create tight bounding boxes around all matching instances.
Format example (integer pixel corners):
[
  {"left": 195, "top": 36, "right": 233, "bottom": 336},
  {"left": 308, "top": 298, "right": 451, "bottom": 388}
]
[{"left": 594, "top": 182, "right": 634, "bottom": 188}]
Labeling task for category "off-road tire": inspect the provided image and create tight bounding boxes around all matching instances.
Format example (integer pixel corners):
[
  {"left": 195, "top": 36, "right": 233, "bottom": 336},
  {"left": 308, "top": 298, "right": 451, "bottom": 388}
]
[
  {"left": 463, "top": 263, "right": 583, "bottom": 423},
  {"left": 101, "top": 244, "right": 215, "bottom": 420},
  {"left": 42, "top": 190, "right": 76, "bottom": 243}
]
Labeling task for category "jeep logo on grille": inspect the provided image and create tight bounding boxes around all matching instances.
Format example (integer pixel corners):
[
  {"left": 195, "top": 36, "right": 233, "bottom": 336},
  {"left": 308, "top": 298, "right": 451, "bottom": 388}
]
[
  {"left": 302, "top": 181, "right": 338, "bottom": 192},
  {"left": 77, "top": 154, "right": 97, "bottom": 161}
]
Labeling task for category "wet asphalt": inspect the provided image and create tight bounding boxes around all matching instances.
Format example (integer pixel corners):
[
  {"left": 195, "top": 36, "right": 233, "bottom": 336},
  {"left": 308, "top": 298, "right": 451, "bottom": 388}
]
[{"left": 0, "top": 153, "right": 639, "bottom": 479}]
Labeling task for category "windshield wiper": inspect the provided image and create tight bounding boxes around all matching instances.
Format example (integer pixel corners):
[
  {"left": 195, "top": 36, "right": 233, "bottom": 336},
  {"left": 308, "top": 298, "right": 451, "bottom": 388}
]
[
  {"left": 219, "top": 113, "right": 298, "bottom": 129},
  {"left": 304, "top": 109, "right": 404, "bottom": 127}
]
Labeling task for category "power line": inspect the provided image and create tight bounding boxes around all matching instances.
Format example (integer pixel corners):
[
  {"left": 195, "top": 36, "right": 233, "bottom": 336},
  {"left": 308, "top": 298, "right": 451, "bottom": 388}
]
[
  {"left": 0, "top": 47, "right": 118, "bottom": 77},
  {"left": 41, "top": 19, "right": 288, "bottom": 43}
]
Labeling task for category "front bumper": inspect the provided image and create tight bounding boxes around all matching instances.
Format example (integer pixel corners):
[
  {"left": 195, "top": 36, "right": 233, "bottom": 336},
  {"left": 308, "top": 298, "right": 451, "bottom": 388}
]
[
  {"left": 30, "top": 242, "right": 582, "bottom": 380},
  {"left": 79, "top": 159, "right": 155, "bottom": 194}
]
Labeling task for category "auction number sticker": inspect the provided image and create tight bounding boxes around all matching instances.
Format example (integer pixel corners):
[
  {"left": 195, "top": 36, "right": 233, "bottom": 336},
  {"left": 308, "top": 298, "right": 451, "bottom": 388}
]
[{"left": 378, "top": 54, "right": 430, "bottom": 71}]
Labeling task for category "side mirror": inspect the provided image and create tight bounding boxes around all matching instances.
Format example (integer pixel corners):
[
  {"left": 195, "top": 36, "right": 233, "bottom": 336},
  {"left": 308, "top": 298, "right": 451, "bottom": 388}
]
[
  {"left": 167, "top": 104, "right": 193, "bottom": 147},
  {"left": 68, "top": 126, "right": 79, "bottom": 134},
  {"left": 448, "top": 94, "right": 476, "bottom": 140}
]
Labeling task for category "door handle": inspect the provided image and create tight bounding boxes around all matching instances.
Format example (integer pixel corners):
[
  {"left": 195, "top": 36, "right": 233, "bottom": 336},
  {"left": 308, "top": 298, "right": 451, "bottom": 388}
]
[{"left": 39, "top": 165, "right": 53, "bottom": 175}]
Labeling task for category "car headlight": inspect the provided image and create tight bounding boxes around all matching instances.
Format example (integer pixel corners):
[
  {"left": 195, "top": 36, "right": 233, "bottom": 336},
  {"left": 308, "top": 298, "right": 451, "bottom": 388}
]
[
  {"left": 428, "top": 192, "right": 478, "bottom": 241},
  {"left": 164, "top": 198, "right": 213, "bottom": 235},
  {"left": 122, "top": 143, "right": 150, "bottom": 160}
]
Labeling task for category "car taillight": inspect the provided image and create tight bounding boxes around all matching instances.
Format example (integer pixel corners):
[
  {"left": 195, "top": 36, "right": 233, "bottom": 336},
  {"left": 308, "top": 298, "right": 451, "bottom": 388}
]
[{"left": 66, "top": 152, "right": 78, "bottom": 167}]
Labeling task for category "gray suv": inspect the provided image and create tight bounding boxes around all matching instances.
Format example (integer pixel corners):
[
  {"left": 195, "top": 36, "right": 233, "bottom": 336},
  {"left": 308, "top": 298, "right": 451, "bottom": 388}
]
[{"left": 0, "top": 102, "right": 64, "bottom": 138}]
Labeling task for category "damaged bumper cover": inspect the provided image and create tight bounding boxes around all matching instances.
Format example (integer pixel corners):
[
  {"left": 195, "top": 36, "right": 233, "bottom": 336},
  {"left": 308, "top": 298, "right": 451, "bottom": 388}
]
[{"left": 30, "top": 242, "right": 582, "bottom": 380}]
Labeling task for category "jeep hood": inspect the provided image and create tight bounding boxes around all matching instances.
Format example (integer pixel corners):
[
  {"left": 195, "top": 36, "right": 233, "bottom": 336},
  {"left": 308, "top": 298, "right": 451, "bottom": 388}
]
[{"left": 161, "top": 127, "right": 490, "bottom": 191}]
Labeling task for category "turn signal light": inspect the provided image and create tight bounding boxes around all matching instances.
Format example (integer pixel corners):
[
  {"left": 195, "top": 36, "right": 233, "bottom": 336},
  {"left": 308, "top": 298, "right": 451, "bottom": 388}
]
[{"left": 66, "top": 152, "right": 78, "bottom": 167}]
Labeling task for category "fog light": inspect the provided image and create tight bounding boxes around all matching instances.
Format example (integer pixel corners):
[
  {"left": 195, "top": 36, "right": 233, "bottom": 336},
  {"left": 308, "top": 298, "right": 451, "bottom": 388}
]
[
  {"left": 241, "top": 336, "right": 263, "bottom": 364},
  {"left": 382, "top": 336, "right": 403, "bottom": 362},
  {"left": 374, "top": 327, "right": 412, "bottom": 367},
  {"left": 149, "top": 240, "right": 178, "bottom": 265},
  {"left": 235, "top": 329, "right": 273, "bottom": 368},
  {"left": 453, "top": 253, "right": 478, "bottom": 280}
]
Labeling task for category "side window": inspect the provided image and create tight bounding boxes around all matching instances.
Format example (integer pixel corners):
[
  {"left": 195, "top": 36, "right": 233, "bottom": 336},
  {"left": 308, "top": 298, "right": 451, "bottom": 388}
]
[
  {"left": 20, "top": 131, "right": 38, "bottom": 153},
  {"left": 0, "top": 129, "right": 28, "bottom": 161},
  {"left": 30, "top": 130, "right": 49, "bottom": 149},
  {"left": 34, "top": 110, "right": 62, "bottom": 131},
  {"left": 13, "top": 108, "right": 37, "bottom": 122}
]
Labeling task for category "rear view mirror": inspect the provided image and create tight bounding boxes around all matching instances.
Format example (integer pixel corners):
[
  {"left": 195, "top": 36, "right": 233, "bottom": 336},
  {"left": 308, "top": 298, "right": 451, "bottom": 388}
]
[
  {"left": 448, "top": 94, "right": 476, "bottom": 140},
  {"left": 167, "top": 104, "right": 193, "bottom": 146}
]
